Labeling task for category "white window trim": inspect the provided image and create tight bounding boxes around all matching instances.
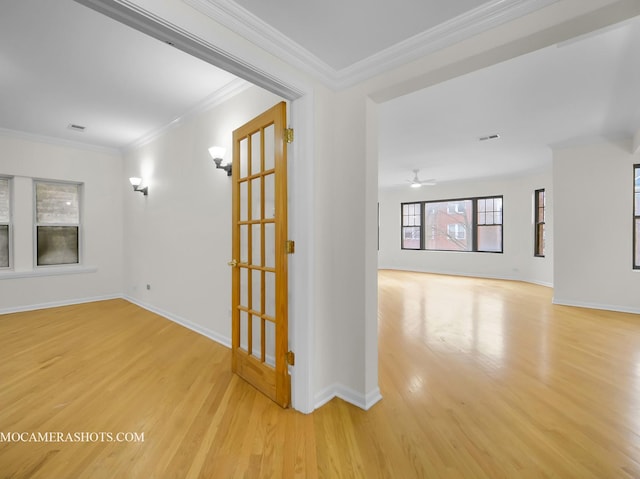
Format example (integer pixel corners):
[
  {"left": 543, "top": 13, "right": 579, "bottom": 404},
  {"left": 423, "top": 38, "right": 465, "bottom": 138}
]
[{"left": 0, "top": 265, "right": 97, "bottom": 280}]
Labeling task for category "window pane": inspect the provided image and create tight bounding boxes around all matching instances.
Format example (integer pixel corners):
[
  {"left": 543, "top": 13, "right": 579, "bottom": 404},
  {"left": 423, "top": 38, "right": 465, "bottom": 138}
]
[
  {"left": 447, "top": 223, "right": 466, "bottom": 240},
  {"left": 36, "top": 182, "right": 79, "bottom": 224},
  {"left": 240, "top": 180, "right": 248, "bottom": 222},
  {"left": 264, "top": 173, "right": 275, "bottom": 219},
  {"left": 402, "top": 227, "right": 421, "bottom": 249},
  {"left": 425, "top": 200, "right": 472, "bottom": 251},
  {"left": 636, "top": 219, "right": 640, "bottom": 268},
  {"left": 37, "top": 226, "right": 78, "bottom": 265},
  {"left": 634, "top": 167, "right": 639, "bottom": 268},
  {"left": 0, "top": 178, "right": 9, "bottom": 223},
  {"left": 402, "top": 203, "right": 421, "bottom": 227},
  {"left": 535, "top": 189, "right": 545, "bottom": 256},
  {"left": 239, "top": 137, "right": 248, "bottom": 179},
  {"left": 536, "top": 223, "right": 545, "bottom": 256},
  {"left": 264, "top": 124, "right": 275, "bottom": 171},
  {"left": 251, "top": 131, "right": 262, "bottom": 175},
  {"left": 0, "top": 225, "right": 8, "bottom": 267},
  {"left": 485, "top": 198, "right": 493, "bottom": 212},
  {"left": 265, "top": 223, "right": 275, "bottom": 269},
  {"left": 478, "top": 225, "right": 502, "bottom": 252}
]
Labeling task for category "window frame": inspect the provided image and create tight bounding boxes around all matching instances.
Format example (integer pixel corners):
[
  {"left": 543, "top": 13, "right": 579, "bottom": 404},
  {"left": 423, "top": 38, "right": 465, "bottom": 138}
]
[
  {"left": 401, "top": 202, "right": 423, "bottom": 250},
  {"left": 634, "top": 165, "right": 639, "bottom": 270},
  {"left": 0, "top": 176, "right": 12, "bottom": 269},
  {"left": 534, "top": 188, "right": 545, "bottom": 258},
  {"left": 34, "top": 179, "right": 83, "bottom": 267},
  {"left": 403, "top": 195, "right": 503, "bottom": 254}
]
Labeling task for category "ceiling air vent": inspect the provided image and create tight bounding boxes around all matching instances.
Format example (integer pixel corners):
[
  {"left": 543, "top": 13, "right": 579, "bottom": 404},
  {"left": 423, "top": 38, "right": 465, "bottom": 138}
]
[
  {"left": 479, "top": 133, "right": 500, "bottom": 141},
  {"left": 68, "top": 123, "right": 86, "bottom": 132}
]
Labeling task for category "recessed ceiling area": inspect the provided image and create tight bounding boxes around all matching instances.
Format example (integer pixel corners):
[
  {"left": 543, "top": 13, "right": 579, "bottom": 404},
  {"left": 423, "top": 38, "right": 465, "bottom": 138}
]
[
  {"left": 232, "top": 0, "right": 491, "bottom": 71},
  {"left": 0, "top": 0, "right": 239, "bottom": 150},
  {"left": 378, "top": 14, "right": 640, "bottom": 189}
]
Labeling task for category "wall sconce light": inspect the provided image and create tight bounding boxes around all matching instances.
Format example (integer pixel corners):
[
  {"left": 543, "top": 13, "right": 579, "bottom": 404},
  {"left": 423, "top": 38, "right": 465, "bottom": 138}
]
[
  {"left": 208, "top": 146, "right": 232, "bottom": 176},
  {"left": 129, "top": 177, "right": 148, "bottom": 196}
]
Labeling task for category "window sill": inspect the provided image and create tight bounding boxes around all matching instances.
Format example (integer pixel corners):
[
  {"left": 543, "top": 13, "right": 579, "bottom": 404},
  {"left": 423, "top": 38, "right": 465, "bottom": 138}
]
[{"left": 0, "top": 266, "right": 98, "bottom": 280}]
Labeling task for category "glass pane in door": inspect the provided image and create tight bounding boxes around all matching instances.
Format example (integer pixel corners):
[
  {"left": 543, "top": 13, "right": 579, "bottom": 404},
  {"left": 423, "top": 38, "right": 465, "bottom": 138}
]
[
  {"left": 251, "top": 131, "right": 262, "bottom": 176},
  {"left": 264, "top": 125, "right": 275, "bottom": 171},
  {"left": 239, "top": 137, "right": 248, "bottom": 179}
]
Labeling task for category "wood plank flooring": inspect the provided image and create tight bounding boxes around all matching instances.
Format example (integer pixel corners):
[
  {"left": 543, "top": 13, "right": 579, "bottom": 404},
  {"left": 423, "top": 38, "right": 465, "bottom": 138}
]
[{"left": 2, "top": 271, "right": 640, "bottom": 477}]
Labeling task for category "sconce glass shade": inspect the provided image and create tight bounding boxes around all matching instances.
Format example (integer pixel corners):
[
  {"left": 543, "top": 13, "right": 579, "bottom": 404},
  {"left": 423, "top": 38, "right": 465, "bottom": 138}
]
[
  {"left": 208, "top": 146, "right": 226, "bottom": 162},
  {"left": 209, "top": 146, "right": 232, "bottom": 176},
  {"left": 129, "top": 177, "right": 148, "bottom": 195}
]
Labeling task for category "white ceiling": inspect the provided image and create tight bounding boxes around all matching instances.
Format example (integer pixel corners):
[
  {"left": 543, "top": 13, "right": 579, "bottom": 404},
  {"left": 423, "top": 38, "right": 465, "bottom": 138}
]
[
  {"left": 0, "top": 0, "right": 638, "bottom": 190},
  {"left": 232, "top": 0, "right": 491, "bottom": 71},
  {"left": 378, "top": 16, "right": 640, "bottom": 188},
  {"left": 0, "top": 0, "right": 238, "bottom": 150}
]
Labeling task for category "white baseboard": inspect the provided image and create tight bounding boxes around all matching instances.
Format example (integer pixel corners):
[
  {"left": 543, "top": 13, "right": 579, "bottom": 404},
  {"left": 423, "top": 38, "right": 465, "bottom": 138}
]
[
  {"left": 0, "top": 294, "right": 121, "bottom": 315},
  {"left": 529, "top": 279, "right": 553, "bottom": 288},
  {"left": 552, "top": 297, "right": 640, "bottom": 315},
  {"left": 315, "top": 383, "right": 382, "bottom": 411},
  {"left": 123, "top": 296, "right": 232, "bottom": 348},
  {"left": 378, "top": 267, "right": 554, "bottom": 288}
]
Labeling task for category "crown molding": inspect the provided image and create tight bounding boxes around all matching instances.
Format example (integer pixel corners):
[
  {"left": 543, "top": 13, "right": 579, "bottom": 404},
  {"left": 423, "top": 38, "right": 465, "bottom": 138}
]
[
  {"left": 183, "top": 0, "right": 561, "bottom": 90},
  {"left": 0, "top": 128, "right": 120, "bottom": 155},
  {"left": 76, "top": 0, "right": 304, "bottom": 100},
  {"left": 339, "top": 0, "right": 562, "bottom": 86},
  {"left": 0, "top": 79, "right": 250, "bottom": 156},
  {"left": 182, "top": 0, "right": 338, "bottom": 86},
  {"left": 123, "top": 77, "right": 251, "bottom": 152}
]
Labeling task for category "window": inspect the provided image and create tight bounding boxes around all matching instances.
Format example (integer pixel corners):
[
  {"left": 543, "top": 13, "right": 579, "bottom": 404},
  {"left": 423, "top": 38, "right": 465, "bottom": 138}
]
[
  {"left": 634, "top": 165, "right": 639, "bottom": 269},
  {"left": 477, "top": 197, "right": 503, "bottom": 252},
  {"left": 534, "top": 189, "right": 545, "bottom": 257},
  {"left": 401, "top": 202, "right": 422, "bottom": 249},
  {"left": 425, "top": 199, "right": 473, "bottom": 251},
  {"left": 35, "top": 181, "right": 81, "bottom": 266},
  {"left": 0, "top": 177, "right": 10, "bottom": 268},
  {"left": 406, "top": 196, "right": 503, "bottom": 253}
]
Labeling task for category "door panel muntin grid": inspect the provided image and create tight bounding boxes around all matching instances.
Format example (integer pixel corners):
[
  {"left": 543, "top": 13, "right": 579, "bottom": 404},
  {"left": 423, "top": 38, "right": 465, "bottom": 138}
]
[{"left": 236, "top": 123, "right": 277, "bottom": 365}]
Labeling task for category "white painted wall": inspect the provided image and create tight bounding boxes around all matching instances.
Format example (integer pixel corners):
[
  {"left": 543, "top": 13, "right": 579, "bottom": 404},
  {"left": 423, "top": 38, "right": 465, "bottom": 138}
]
[
  {"left": 378, "top": 168, "right": 553, "bottom": 286},
  {"left": 122, "top": 85, "right": 282, "bottom": 346},
  {"left": 0, "top": 134, "right": 124, "bottom": 311},
  {"left": 553, "top": 138, "right": 640, "bottom": 313}
]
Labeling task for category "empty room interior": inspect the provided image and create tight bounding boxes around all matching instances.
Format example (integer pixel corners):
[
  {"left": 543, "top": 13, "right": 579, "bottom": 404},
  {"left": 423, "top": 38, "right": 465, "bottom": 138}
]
[{"left": 1, "top": 0, "right": 640, "bottom": 477}]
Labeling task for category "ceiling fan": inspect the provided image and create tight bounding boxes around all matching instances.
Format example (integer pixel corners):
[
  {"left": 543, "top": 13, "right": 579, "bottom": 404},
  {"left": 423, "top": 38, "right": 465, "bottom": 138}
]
[{"left": 408, "top": 169, "right": 436, "bottom": 188}]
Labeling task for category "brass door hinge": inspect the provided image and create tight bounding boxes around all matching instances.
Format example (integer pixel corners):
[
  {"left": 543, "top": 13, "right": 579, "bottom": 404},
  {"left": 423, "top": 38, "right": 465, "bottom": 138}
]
[
  {"left": 284, "top": 128, "right": 294, "bottom": 144},
  {"left": 286, "top": 351, "right": 295, "bottom": 366},
  {"left": 285, "top": 240, "right": 295, "bottom": 254}
]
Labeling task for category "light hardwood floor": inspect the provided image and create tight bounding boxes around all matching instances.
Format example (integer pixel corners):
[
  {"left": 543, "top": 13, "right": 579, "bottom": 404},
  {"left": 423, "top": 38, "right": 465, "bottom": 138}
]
[{"left": 2, "top": 271, "right": 640, "bottom": 478}]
